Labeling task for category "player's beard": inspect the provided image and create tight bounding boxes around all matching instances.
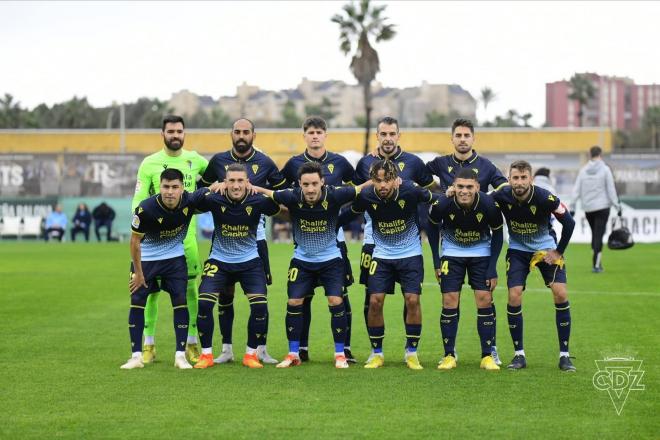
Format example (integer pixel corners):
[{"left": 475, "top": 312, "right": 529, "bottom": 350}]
[
  {"left": 512, "top": 185, "right": 531, "bottom": 199},
  {"left": 165, "top": 138, "right": 184, "bottom": 151},
  {"left": 379, "top": 141, "right": 396, "bottom": 156},
  {"left": 454, "top": 143, "right": 471, "bottom": 154},
  {"left": 233, "top": 139, "right": 253, "bottom": 155}
]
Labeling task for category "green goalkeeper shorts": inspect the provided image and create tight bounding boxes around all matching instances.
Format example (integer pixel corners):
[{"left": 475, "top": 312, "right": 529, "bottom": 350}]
[{"left": 183, "top": 228, "right": 200, "bottom": 278}]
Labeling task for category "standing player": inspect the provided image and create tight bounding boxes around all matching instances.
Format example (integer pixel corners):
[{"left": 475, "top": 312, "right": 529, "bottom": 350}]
[
  {"left": 200, "top": 118, "right": 286, "bottom": 364},
  {"left": 341, "top": 160, "right": 437, "bottom": 370},
  {"left": 254, "top": 162, "right": 364, "bottom": 368},
  {"left": 121, "top": 169, "right": 210, "bottom": 370},
  {"left": 193, "top": 164, "right": 281, "bottom": 369},
  {"left": 428, "top": 169, "right": 503, "bottom": 371},
  {"left": 132, "top": 115, "right": 208, "bottom": 364},
  {"left": 352, "top": 117, "right": 434, "bottom": 352},
  {"left": 492, "top": 160, "right": 576, "bottom": 371},
  {"left": 280, "top": 116, "right": 356, "bottom": 363},
  {"left": 426, "top": 118, "right": 509, "bottom": 364}
]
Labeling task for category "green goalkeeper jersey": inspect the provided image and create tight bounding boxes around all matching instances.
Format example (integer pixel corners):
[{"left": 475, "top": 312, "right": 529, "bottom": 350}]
[{"left": 132, "top": 149, "right": 209, "bottom": 234}]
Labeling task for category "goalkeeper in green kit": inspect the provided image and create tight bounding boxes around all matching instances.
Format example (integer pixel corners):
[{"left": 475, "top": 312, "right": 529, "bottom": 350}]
[{"left": 131, "top": 115, "right": 208, "bottom": 363}]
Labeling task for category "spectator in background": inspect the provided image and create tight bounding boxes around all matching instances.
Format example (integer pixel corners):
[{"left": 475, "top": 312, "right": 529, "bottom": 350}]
[
  {"left": 571, "top": 146, "right": 620, "bottom": 273},
  {"left": 92, "top": 202, "right": 116, "bottom": 242},
  {"left": 44, "top": 204, "right": 67, "bottom": 242},
  {"left": 533, "top": 167, "right": 557, "bottom": 194},
  {"left": 71, "top": 203, "right": 92, "bottom": 242}
]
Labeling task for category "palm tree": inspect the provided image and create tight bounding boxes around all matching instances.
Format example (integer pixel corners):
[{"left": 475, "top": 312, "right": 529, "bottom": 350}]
[
  {"left": 480, "top": 87, "right": 496, "bottom": 123},
  {"left": 568, "top": 73, "right": 595, "bottom": 127},
  {"left": 332, "top": 0, "right": 396, "bottom": 154}
]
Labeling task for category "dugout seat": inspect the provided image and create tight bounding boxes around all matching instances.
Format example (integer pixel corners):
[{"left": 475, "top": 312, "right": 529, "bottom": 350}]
[
  {"left": 21, "top": 216, "right": 43, "bottom": 239},
  {"left": 0, "top": 217, "right": 22, "bottom": 239}
]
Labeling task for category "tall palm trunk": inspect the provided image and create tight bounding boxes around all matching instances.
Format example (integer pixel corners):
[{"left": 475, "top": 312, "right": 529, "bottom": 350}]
[{"left": 363, "top": 82, "right": 372, "bottom": 155}]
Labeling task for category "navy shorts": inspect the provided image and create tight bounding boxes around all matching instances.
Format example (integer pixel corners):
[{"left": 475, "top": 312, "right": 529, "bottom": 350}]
[
  {"left": 359, "top": 243, "right": 376, "bottom": 285},
  {"left": 257, "top": 239, "right": 272, "bottom": 285},
  {"left": 367, "top": 255, "right": 424, "bottom": 295},
  {"left": 506, "top": 248, "right": 567, "bottom": 289},
  {"left": 199, "top": 257, "right": 268, "bottom": 296},
  {"left": 337, "top": 240, "right": 354, "bottom": 288},
  {"left": 288, "top": 258, "right": 345, "bottom": 299},
  {"left": 129, "top": 255, "right": 187, "bottom": 306},
  {"left": 439, "top": 256, "right": 490, "bottom": 293}
]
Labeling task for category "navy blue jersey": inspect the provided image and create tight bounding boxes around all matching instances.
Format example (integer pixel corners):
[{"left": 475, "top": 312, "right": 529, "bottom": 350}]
[
  {"left": 493, "top": 185, "right": 568, "bottom": 252},
  {"left": 131, "top": 188, "right": 210, "bottom": 261},
  {"left": 200, "top": 148, "right": 286, "bottom": 241},
  {"left": 426, "top": 150, "right": 508, "bottom": 192},
  {"left": 281, "top": 150, "right": 355, "bottom": 187},
  {"left": 197, "top": 192, "right": 280, "bottom": 263},
  {"left": 350, "top": 181, "right": 435, "bottom": 259},
  {"left": 273, "top": 186, "right": 357, "bottom": 263},
  {"left": 429, "top": 192, "right": 503, "bottom": 257},
  {"left": 200, "top": 148, "right": 286, "bottom": 189},
  {"left": 354, "top": 147, "right": 434, "bottom": 244}
]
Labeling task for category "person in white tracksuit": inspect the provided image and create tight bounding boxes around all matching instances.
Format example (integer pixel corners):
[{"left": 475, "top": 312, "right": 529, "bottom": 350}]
[{"left": 571, "top": 146, "right": 620, "bottom": 273}]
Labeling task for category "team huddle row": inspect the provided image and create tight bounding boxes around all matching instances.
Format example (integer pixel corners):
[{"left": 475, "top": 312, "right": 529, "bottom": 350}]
[{"left": 121, "top": 115, "right": 577, "bottom": 373}]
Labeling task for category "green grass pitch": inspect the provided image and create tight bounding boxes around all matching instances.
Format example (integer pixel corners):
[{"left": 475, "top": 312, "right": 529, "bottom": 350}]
[{"left": 1, "top": 241, "right": 658, "bottom": 438}]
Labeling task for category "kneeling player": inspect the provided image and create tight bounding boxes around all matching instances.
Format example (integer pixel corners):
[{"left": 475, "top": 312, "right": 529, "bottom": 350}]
[
  {"left": 193, "top": 164, "right": 281, "bottom": 369},
  {"left": 121, "top": 168, "right": 210, "bottom": 370},
  {"left": 341, "top": 160, "right": 438, "bottom": 370},
  {"left": 428, "top": 169, "right": 503, "bottom": 371},
  {"left": 493, "top": 160, "right": 576, "bottom": 371},
  {"left": 254, "top": 162, "right": 362, "bottom": 368}
]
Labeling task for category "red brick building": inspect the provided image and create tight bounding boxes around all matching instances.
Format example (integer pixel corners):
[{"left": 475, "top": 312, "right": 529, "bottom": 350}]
[{"left": 546, "top": 73, "right": 660, "bottom": 129}]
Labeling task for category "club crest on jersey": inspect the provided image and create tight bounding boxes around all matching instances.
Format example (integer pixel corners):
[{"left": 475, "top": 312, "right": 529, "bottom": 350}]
[
  {"left": 221, "top": 206, "right": 226, "bottom": 213},
  {"left": 476, "top": 212, "right": 484, "bottom": 223},
  {"left": 224, "top": 164, "right": 229, "bottom": 170},
  {"left": 507, "top": 204, "right": 513, "bottom": 210},
  {"left": 372, "top": 203, "right": 378, "bottom": 210},
  {"left": 183, "top": 207, "right": 189, "bottom": 216},
  {"left": 449, "top": 214, "right": 455, "bottom": 221},
  {"left": 252, "top": 164, "right": 259, "bottom": 174},
  {"left": 472, "top": 168, "right": 479, "bottom": 174},
  {"left": 398, "top": 162, "right": 405, "bottom": 172},
  {"left": 246, "top": 206, "right": 253, "bottom": 216},
  {"left": 162, "top": 164, "right": 168, "bottom": 169},
  {"left": 327, "top": 164, "right": 335, "bottom": 174},
  {"left": 187, "top": 160, "right": 192, "bottom": 170},
  {"left": 157, "top": 217, "right": 163, "bottom": 224},
  {"left": 398, "top": 200, "right": 406, "bottom": 209},
  {"left": 448, "top": 166, "right": 453, "bottom": 173},
  {"left": 321, "top": 200, "right": 328, "bottom": 210},
  {"left": 131, "top": 215, "right": 140, "bottom": 228},
  {"left": 298, "top": 203, "right": 303, "bottom": 209},
  {"left": 530, "top": 205, "right": 537, "bottom": 215}
]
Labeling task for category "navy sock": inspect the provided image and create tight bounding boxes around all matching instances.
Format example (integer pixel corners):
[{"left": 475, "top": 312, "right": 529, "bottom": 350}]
[
  {"left": 405, "top": 323, "right": 422, "bottom": 352},
  {"left": 197, "top": 293, "right": 216, "bottom": 349},
  {"left": 285, "top": 304, "right": 303, "bottom": 353},
  {"left": 300, "top": 295, "right": 313, "bottom": 347},
  {"left": 247, "top": 295, "right": 268, "bottom": 350},
  {"left": 367, "top": 326, "right": 384, "bottom": 353},
  {"left": 555, "top": 301, "right": 571, "bottom": 353},
  {"left": 507, "top": 304, "right": 524, "bottom": 351},
  {"left": 477, "top": 306, "right": 495, "bottom": 357},
  {"left": 363, "top": 290, "right": 370, "bottom": 329},
  {"left": 128, "top": 305, "right": 145, "bottom": 352},
  {"left": 172, "top": 305, "right": 189, "bottom": 352},
  {"left": 440, "top": 307, "right": 458, "bottom": 356},
  {"left": 329, "top": 304, "right": 347, "bottom": 353},
  {"left": 217, "top": 293, "right": 234, "bottom": 344},
  {"left": 342, "top": 292, "right": 352, "bottom": 348}
]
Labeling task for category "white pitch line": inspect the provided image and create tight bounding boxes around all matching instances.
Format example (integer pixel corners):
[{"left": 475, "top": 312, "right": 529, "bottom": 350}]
[{"left": 420, "top": 282, "right": 659, "bottom": 296}]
